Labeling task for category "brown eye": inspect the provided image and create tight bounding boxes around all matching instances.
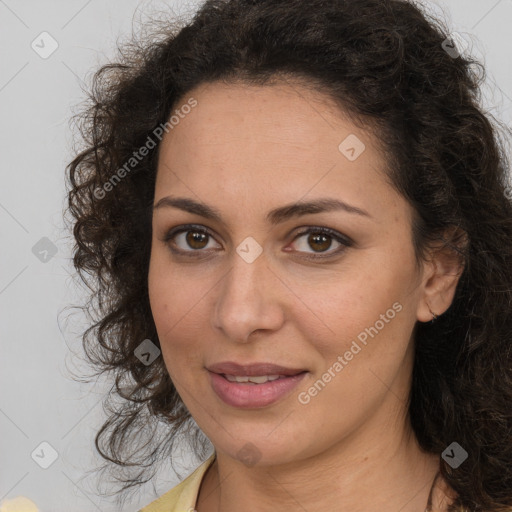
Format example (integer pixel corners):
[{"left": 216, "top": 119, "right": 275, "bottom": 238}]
[
  {"left": 185, "top": 230, "right": 209, "bottom": 250},
  {"left": 163, "top": 225, "right": 221, "bottom": 255},
  {"left": 307, "top": 232, "right": 333, "bottom": 252},
  {"left": 163, "top": 225, "right": 352, "bottom": 260},
  {"left": 290, "top": 227, "right": 353, "bottom": 258}
]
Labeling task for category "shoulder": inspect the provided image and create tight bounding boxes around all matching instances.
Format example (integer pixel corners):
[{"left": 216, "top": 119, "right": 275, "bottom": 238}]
[{"left": 139, "top": 452, "right": 216, "bottom": 512}]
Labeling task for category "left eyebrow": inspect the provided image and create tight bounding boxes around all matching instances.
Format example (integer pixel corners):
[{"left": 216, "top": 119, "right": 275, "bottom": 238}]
[{"left": 152, "top": 196, "right": 372, "bottom": 225}]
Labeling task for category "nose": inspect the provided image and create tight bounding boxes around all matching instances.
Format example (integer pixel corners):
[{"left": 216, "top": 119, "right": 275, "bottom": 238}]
[{"left": 212, "top": 250, "right": 285, "bottom": 343}]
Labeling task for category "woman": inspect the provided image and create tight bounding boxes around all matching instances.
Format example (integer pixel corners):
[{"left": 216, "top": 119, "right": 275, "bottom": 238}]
[{"left": 65, "top": 0, "right": 512, "bottom": 510}]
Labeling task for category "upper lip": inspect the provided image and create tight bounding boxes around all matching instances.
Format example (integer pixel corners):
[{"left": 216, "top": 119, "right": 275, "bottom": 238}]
[{"left": 207, "top": 361, "right": 306, "bottom": 377}]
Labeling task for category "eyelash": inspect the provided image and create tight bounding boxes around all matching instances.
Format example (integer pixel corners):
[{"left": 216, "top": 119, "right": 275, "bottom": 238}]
[{"left": 162, "top": 224, "right": 354, "bottom": 260}]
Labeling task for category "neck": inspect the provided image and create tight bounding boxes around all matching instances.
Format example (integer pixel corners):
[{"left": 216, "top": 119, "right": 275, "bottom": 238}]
[{"left": 196, "top": 418, "right": 452, "bottom": 512}]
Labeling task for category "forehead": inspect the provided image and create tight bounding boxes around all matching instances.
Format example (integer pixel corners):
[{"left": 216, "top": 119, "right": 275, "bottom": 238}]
[
  {"left": 154, "top": 80, "right": 402, "bottom": 221},
  {"left": 160, "top": 80, "right": 369, "bottom": 154}
]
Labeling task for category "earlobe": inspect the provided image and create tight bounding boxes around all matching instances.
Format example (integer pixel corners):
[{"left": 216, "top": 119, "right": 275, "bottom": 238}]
[{"left": 427, "top": 303, "right": 438, "bottom": 322}]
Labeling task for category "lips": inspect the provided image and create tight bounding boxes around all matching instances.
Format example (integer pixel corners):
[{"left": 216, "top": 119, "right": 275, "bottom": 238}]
[
  {"left": 207, "top": 361, "right": 306, "bottom": 377},
  {"left": 207, "top": 361, "right": 308, "bottom": 408}
]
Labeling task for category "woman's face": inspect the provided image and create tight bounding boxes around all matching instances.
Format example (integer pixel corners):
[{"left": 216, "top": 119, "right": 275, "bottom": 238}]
[{"left": 148, "top": 80, "right": 430, "bottom": 466}]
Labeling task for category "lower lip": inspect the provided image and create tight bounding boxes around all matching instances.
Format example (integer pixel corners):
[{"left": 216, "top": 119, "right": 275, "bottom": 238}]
[{"left": 208, "top": 371, "right": 307, "bottom": 409}]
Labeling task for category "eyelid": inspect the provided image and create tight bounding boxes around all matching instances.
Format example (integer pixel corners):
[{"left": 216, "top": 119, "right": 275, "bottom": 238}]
[
  {"left": 290, "top": 226, "right": 353, "bottom": 258},
  {"left": 162, "top": 224, "right": 221, "bottom": 252},
  {"left": 293, "top": 225, "right": 353, "bottom": 245},
  {"left": 162, "top": 224, "right": 353, "bottom": 258}
]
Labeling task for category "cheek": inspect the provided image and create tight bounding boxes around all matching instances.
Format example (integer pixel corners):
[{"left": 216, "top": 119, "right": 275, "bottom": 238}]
[
  {"left": 148, "top": 255, "right": 170, "bottom": 329},
  {"left": 295, "top": 266, "right": 419, "bottom": 408},
  {"left": 148, "top": 255, "right": 181, "bottom": 353},
  {"left": 149, "top": 249, "right": 191, "bottom": 328},
  {"left": 148, "top": 255, "right": 210, "bottom": 369},
  {"left": 295, "top": 257, "right": 416, "bottom": 356},
  {"left": 293, "top": 277, "right": 416, "bottom": 426}
]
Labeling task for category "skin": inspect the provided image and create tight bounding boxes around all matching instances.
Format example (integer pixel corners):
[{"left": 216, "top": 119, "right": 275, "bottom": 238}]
[{"left": 148, "top": 80, "right": 463, "bottom": 512}]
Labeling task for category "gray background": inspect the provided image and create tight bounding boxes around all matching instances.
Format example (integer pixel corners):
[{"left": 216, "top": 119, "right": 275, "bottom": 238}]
[{"left": 1, "top": 1, "right": 511, "bottom": 511}]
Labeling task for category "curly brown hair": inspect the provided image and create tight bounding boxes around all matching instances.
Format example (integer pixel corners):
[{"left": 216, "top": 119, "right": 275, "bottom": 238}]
[{"left": 65, "top": 0, "right": 512, "bottom": 509}]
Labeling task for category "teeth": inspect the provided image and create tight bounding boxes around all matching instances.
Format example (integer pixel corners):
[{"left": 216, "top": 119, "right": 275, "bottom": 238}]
[
  {"left": 224, "top": 374, "right": 282, "bottom": 384},
  {"left": 225, "top": 375, "right": 249, "bottom": 383}
]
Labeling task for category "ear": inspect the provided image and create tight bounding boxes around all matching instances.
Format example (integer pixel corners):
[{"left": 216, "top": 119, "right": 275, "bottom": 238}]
[{"left": 416, "top": 228, "right": 467, "bottom": 323}]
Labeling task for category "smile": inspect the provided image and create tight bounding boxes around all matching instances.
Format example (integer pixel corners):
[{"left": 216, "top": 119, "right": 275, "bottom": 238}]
[
  {"left": 207, "top": 363, "right": 308, "bottom": 408},
  {"left": 224, "top": 374, "right": 282, "bottom": 383}
]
